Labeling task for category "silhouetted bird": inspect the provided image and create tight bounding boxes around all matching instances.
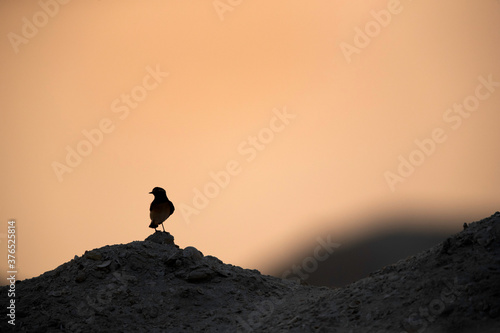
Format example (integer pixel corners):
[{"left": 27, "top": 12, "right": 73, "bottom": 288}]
[{"left": 149, "top": 187, "right": 175, "bottom": 232}]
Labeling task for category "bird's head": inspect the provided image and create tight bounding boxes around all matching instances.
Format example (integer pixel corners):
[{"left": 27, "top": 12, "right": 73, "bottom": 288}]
[{"left": 149, "top": 187, "right": 167, "bottom": 196}]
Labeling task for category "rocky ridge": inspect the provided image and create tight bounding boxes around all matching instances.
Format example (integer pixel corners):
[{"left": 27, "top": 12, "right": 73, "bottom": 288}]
[{"left": 1, "top": 212, "right": 500, "bottom": 332}]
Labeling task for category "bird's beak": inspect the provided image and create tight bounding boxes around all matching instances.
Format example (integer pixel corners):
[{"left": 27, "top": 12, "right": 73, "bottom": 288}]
[{"left": 149, "top": 191, "right": 153, "bottom": 194}]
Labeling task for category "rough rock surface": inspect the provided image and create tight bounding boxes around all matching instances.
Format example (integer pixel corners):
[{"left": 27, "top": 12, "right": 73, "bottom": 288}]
[{"left": 2, "top": 213, "right": 500, "bottom": 332}]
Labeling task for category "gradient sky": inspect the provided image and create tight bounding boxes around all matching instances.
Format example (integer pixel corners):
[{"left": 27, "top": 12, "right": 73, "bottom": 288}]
[{"left": 1, "top": 0, "right": 499, "bottom": 282}]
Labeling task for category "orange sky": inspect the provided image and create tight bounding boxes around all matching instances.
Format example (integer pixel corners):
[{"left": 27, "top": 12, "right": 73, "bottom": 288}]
[{"left": 1, "top": 0, "right": 499, "bottom": 282}]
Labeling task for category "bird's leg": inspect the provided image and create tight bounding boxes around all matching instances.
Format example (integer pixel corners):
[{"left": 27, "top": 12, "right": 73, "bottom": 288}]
[{"left": 161, "top": 224, "right": 166, "bottom": 232}]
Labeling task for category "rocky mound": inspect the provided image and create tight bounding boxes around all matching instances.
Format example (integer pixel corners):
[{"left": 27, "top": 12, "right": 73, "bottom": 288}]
[{"left": 1, "top": 213, "right": 500, "bottom": 332}]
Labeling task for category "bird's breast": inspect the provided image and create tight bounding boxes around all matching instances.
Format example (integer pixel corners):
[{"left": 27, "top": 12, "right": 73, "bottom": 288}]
[{"left": 150, "top": 201, "right": 172, "bottom": 223}]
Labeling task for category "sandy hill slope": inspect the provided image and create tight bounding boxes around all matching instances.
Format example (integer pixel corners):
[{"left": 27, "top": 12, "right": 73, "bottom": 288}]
[{"left": 1, "top": 213, "right": 499, "bottom": 332}]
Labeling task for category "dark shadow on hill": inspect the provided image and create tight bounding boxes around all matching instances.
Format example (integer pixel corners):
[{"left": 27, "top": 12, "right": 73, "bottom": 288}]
[{"left": 269, "top": 215, "right": 458, "bottom": 288}]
